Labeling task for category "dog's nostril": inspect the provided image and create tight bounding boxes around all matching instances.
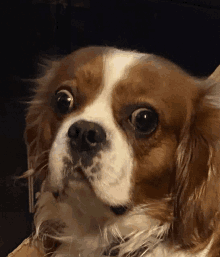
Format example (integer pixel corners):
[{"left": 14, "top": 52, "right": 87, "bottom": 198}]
[
  {"left": 85, "top": 129, "right": 104, "bottom": 145},
  {"left": 86, "top": 130, "right": 97, "bottom": 144}
]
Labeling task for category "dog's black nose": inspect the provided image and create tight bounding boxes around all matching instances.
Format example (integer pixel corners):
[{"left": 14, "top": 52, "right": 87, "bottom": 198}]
[{"left": 68, "top": 120, "right": 106, "bottom": 152}]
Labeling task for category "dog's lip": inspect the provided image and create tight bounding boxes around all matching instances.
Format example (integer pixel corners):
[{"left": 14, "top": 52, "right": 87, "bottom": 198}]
[{"left": 69, "top": 166, "right": 87, "bottom": 181}]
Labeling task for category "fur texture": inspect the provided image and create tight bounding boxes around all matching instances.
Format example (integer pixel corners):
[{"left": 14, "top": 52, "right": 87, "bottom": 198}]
[{"left": 24, "top": 46, "right": 220, "bottom": 256}]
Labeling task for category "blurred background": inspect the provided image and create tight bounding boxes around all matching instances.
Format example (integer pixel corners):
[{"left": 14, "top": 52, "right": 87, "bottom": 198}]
[{"left": 1, "top": 0, "right": 220, "bottom": 255}]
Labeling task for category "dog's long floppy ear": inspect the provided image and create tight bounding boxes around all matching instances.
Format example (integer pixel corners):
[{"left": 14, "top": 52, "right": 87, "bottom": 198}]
[
  {"left": 172, "top": 66, "right": 220, "bottom": 252},
  {"left": 24, "top": 61, "right": 60, "bottom": 188}
]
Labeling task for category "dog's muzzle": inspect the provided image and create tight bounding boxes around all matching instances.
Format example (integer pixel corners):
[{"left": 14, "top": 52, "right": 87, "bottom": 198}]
[
  {"left": 67, "top": 120, "right": 107, "bottom": 169},
  {"left": 67, "top": 120, "right": 129, "bottom": 215}
]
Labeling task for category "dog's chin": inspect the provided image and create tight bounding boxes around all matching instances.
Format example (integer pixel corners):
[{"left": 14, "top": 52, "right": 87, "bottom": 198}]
[
  {"left": 62, "top": 161, "right": 130, "bottom": 216},
  {"left": 62, "top": 157, "right": 89, "bottom": 183},
  {"left": 68, "top": 166, "right": 87, "bottom": 181}
]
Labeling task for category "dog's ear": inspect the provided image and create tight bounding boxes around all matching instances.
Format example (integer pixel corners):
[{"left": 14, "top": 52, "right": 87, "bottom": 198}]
[
  {"left": 210, "top": 65, "right": 220, "bottom": 82},
  {"left": 25, "top": 103, "right": 53, "bottom": 181},
  {"left": 24, "top": 61, "right": 59, "bottom": 182},
  {"left": 172, "top": 69, "right": 220, "bottom": 251}
]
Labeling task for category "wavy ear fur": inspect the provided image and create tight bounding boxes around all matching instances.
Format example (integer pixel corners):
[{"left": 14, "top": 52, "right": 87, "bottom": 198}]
[
  {"left": 173, "top": 78, "right": 220, "bottom": 254},
  {"left": 24, "top": 60, "right": 60, "bottom": 183}
]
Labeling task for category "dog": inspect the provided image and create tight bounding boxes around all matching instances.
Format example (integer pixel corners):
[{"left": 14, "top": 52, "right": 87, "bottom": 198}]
[{"left": 24, "top": 46, "right": 220, "bottom": 256}]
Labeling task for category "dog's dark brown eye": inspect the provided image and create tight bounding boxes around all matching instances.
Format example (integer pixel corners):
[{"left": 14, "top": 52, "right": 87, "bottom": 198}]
[
  {"left": 55, "top": 89, "right": 74, "bottom": 114},
  {"left": 130, "top": 108, "right": 158, "bottom": 134}
]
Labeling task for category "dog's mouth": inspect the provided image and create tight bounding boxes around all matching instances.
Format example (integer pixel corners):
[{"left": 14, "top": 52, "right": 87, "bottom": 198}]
[
  {"left": 69, "top": 166, "right": 87, "bottom": 181},
  {"left": 63, "top": 158, "right": 87, "bottom": 181},
  {"left": 61, "top": 158, "right": 130, "bottom": 216},
  {"left": 70, "top": 166, "right": 129, "bottom": 215}
]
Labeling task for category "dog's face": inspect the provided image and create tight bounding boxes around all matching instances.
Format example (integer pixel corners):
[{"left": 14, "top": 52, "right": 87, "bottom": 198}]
[{"left": 25, "top": 47, "right": 220, "bottom": 255}]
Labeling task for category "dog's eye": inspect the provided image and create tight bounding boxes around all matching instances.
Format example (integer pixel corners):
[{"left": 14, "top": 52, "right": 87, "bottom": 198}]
[
  {"left": 129, "top": 108, "right": 158, "bottom": 134},
  {"left": 55, "top": 89, "right": 74, "bottom": 114}
]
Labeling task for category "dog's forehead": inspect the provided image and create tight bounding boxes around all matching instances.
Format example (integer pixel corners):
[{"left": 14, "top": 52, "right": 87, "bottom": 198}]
[
  {"left": 65, "top": 46, "right": 106, "bottom": 70},
  {"left": 65, "top": 47, "right": 196, "bottom": 97},
  {"left": 63, "top": 46, "right": 146, "bottom": 87},
  {"left": 60, "top": 47, "right": 148, "bottom": 123},
  {"left": 102, "top": 49, "right": 146, "bottom": 88},
  {"left": 54, "top": 47, "right": 148, "bottom": 106},
  {"left": 57, "top": 46, "right": 106, "bottom": 82},
  {"left": 54, "top": 47, "right": 198, "bottom": 122}
]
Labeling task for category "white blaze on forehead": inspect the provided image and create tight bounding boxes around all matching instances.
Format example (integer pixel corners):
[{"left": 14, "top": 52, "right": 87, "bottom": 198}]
[
  {"left": 79, "top": 49, "right": 146, "bottom": 122},
  {"left": 104, "top": 49, "right": 146, "bottom": 89},
  {"left": 49, "top": 48, "right": 147, "bottom": 205}
]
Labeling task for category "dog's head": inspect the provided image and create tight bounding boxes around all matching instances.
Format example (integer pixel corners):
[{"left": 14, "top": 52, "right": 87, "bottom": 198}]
[{"left": 25, "top": 46, "right": 220, "bottom": 255}]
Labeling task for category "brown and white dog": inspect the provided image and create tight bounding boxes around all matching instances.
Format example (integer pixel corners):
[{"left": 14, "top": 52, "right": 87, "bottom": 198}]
[{"left": 24, "top": 46, "right": 220, "bottom": 256}]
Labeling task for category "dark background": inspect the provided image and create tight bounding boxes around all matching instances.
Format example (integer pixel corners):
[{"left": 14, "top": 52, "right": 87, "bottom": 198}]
[{"left": 1, "top": 0, "right": 220, "bottom": 255}]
